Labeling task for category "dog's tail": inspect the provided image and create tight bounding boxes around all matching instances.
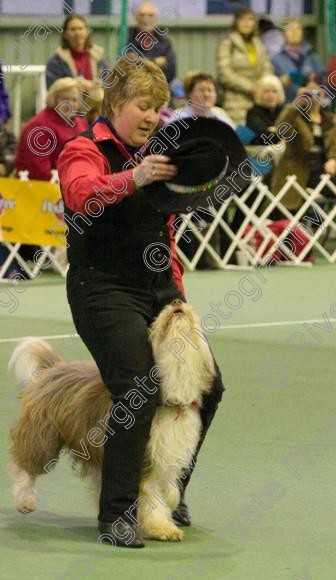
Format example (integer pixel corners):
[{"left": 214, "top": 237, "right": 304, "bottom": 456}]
[{"left": 8, "top": 337, "right": 64, "bottom": 386}]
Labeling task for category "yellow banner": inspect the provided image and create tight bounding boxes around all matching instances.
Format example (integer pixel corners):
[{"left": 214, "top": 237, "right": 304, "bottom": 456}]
[{"left": 0, "top": 177, "right": 66, "bottom": 247}]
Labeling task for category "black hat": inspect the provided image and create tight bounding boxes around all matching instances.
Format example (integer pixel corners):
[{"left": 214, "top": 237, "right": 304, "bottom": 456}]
[{"left": 142, "top": 116, "right": 249, "bottom": 213}]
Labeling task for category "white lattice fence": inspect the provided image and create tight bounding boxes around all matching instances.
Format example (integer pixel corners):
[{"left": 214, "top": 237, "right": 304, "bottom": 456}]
[
  {"left": 1, "top": 173, "right": 335, "bottom": 281},
  {"left": 174, "top": 174, "right": 336, "bottom": 270}
]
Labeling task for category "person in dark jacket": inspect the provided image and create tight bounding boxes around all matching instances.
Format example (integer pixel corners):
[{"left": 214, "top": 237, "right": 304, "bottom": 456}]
[
  {"left": 46, "top": 14, "right": 108, "bottom": 120},
  {"left": 0, "top": 67, "right": 11, "bottom": 123},
  {"left": 246, "top": 74, "right": 285, "bottom": 145},
  {"left": 258, "top": 16, "right": 284, "bottom": 59},
  {"left": 272, "top": 21, "right": 325, "bottom": 102},
  {"left": 0, "top": 121, "right": 17, "bottom": 276},
  {"left": 128, "top": 1, "right": 176, "bottom": 83},
  {"left": 57, "top": 57, "right": 224, "bottom": 548}
]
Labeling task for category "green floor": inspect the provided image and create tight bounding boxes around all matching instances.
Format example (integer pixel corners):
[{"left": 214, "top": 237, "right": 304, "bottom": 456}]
[{"left": 1, "top": 264, "right": 335, "bottom": 580}]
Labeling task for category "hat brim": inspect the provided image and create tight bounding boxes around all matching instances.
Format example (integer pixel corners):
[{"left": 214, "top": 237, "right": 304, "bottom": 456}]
[{"left": 143, "top": 117, "right": 250, "bottom": 213}]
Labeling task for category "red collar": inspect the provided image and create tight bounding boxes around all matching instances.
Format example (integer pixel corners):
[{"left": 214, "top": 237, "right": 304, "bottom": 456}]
[{"left": 159, "top": 401, "right": 201, "bottom": 421}]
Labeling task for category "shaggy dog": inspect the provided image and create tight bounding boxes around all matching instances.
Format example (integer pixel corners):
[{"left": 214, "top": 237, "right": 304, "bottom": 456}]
[{"left": 8, "top": 299, "right": 215, "bottom": 542}]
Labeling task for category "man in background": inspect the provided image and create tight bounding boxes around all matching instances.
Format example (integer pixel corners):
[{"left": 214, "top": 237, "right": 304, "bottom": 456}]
[{"left": 128, "top": 1, "right": 176, "bottom": 83}]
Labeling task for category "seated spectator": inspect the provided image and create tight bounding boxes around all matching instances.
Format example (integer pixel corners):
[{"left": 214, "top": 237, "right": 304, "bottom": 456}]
[
  {"left": 0, "top": 66, "right": 11, "bottom": 123},
  {"left": 172, "top": 71, "right": 235, "bottom": 270},
  {"left": 258, "top": 16, "right": 285, "bottom": 59},
  {"left": 176, "top": 71, "right": 235, "bottom": 127},
  {"left": 0, "top": 121, "right": 16, "bottom": 176},
  {"left": 272, "top": 21, "right": 325, "bottom": 103},
  {"left": 46, "top": 14, "right": 108, "bottom": 89},
  {"left": 170, "top": 79, "right": 186, "bottom": 110},
  {"left": 217, "top": 8, "right": 273, "bottom": 125},
  {"left": 46, "top": 14, "right": 109, "bottom": 119},
  {"left": 328, "top": 53, "right": 336, "bottom": 77},
  {"left": 327, "top": 54, "right": 336, "bottom": 112},
  {"left": 15, "top": 78, "right": 88, "bottom": 181},
  {"left": 229, "top": 77, "right": 285, "bottom": 249},
  {"left": 82, "top": 86, "right": 104, "bottom": 124},
  {"left": 246, "top": 74, "right": 285, "bottom": 145},
  {"left": 0, "top": 77, "right": 17, "bottom": 275},
  {"left": 271, "top": 78, "right": 336, "bottom": 213},
  {"left": 128, "top": 1, "right": 176, "bottom": 83}
]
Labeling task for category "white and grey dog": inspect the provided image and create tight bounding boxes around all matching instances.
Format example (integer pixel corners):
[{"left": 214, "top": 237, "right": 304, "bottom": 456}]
[{"left": 8, "top": 299, "right": 215, "bottom": 541}]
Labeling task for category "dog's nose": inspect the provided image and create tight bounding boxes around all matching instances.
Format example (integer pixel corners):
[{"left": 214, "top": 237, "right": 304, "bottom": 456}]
[{"left": 172, "top": 299, "right": 183, "bottom": 306}]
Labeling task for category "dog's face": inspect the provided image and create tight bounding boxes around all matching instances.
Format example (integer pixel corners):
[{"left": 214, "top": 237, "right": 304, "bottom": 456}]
[
  {"left": 149, "top": 298, "right": 202, "bottom": 353},
  {"left": 149, "top": 299, "right": 215, "bottom": 401},
  {"left": 162, "top": 299, "right": 196, "bottom": 324},
  {"left": 149, "top": 299, "right": 202, "bottom": 348}
]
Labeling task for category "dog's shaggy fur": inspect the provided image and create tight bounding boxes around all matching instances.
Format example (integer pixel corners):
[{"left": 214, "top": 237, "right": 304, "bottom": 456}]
[{"left": 8, "top": 300, "right": 215, "bottom": 541}]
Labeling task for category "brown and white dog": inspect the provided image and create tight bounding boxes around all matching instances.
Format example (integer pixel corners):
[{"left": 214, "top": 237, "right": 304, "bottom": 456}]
[{"left": 8, "top": 299, "right": 215, "bottom": 542}]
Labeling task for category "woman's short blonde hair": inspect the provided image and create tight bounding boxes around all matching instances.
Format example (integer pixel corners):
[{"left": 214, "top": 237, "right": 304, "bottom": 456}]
[
  {"left": 46, "top": 78, "right": 80, "bottom": 108},
  {"left": 102, "top": 58, "right": 170, "bottom": 119},
  {"left": 254, "top": 75, "right": 285, "bottom": 106}
]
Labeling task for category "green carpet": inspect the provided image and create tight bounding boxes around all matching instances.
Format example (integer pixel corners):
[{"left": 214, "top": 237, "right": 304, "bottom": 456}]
[{"left": 0, "top": 264, "right": 335, "bottom": 579}]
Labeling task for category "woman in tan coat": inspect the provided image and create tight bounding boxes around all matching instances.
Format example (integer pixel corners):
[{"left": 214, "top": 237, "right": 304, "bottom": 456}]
[
  {"left": 271, "top": 80, "right": 336, "bottom": 212},
  {"left": 217, "top": 9, "right": 273, "bottom": 125}
]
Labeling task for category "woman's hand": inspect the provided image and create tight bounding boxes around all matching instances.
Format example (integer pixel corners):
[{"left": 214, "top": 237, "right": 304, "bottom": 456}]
[
  {"left": 324, "top": 158, "right": 336, "bottom": 176},
  {"left": 133, "top": 155, "right": 177, "bottom": 188}
]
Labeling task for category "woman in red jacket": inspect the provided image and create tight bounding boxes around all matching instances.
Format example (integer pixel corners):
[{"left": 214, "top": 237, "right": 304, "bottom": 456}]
[
  {"left": 15, "top": 77, "right": 87, "bottom": 181},
  {"left": 58, "top": 58, "right": 224, "bottom": 548}
]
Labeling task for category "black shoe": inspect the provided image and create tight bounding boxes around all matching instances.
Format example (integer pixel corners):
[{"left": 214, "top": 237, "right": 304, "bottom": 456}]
[
  {"left": 98, "top": 520, "right": 145, "bottom": 548},
  {"left": 172, "top": 498, "right": 191, "bottom": 527}
]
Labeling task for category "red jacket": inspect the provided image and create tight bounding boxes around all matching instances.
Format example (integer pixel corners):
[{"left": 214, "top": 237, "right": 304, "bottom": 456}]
[
  {"left": 57, "top": 119, "right": 185, "bottom": 295},
  {"left": 15, "top": 107, "right": 88, "bottom": 181},
  {"left": 328, "top": 54, "right": 336, "bottom": 75}
]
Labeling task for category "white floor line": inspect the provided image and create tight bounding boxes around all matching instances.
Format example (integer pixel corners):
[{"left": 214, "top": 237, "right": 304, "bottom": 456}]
[
  {"left": 0, "top": 318, "right": 335, "bottom": 344},
  {"left": 218, "top": 318, "right": 336, "bottom": 330},
  {"left": 0, "top": 333, "right": 78, "bottom": 344}
]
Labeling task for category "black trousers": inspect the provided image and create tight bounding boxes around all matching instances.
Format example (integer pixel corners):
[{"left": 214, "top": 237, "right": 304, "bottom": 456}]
[{"left": 66, "top": 265, "right": 225, "bottom": 522}]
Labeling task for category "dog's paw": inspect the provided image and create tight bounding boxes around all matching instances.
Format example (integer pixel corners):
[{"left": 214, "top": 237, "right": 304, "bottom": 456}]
[
  {"left": 15, "top": 488, "right": 38, "bottom": 514},
  {"left": 145, "top": 522, "right": 184, "bottom": 542},
  {"left": 165, "top": 523, "right": 184, "bottom": 542}
]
